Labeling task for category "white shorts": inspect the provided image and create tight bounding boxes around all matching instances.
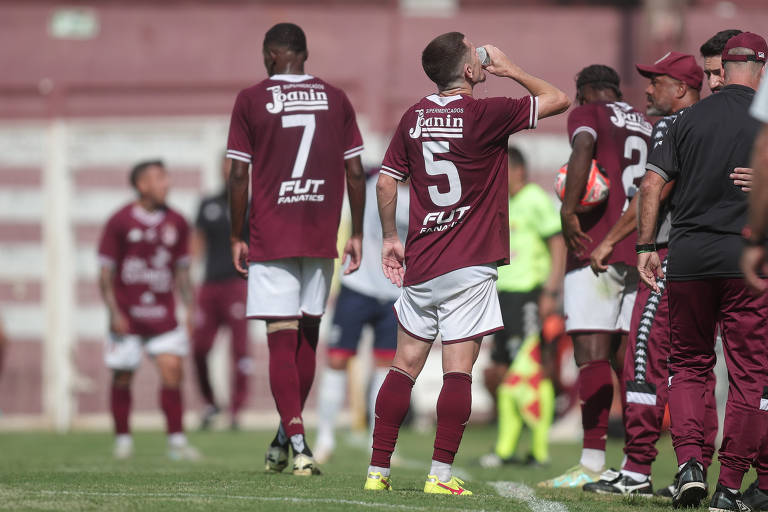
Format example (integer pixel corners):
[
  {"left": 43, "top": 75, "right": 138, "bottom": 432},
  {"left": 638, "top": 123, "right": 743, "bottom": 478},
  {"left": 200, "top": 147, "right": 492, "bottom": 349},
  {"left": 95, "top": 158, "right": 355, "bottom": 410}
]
[
  {"left": 104, "top": 327, "right": 188, "bottom": 371},
  {"left": 563, "top": 263, "right": 638, "bottom": 333},
  {"left": 247, "top": 257, "right": 334, "bottom": 319},
  {"left": 394, "top": 265, "right": 503, "bottom": 344}
]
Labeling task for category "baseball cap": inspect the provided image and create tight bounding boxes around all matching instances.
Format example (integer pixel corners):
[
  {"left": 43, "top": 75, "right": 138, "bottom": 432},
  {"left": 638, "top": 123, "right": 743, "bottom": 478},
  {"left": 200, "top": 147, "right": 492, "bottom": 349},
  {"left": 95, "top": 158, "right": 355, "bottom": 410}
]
[
  {"left": 722, "top": 32, "right": 767, "bottom": 63},
  {"left": 636, "top": 51, "right": 703, "bottom": 90}
]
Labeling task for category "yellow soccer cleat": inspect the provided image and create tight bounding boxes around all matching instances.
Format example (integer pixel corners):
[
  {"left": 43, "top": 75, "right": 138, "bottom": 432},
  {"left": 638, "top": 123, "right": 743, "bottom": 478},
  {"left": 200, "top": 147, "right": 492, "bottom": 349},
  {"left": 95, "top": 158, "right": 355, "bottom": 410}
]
[
  {"left": 424, "top": 475, "right": 473, "bottom": 496},
  {"left": 537, "top": 464, "right": 602, "bottom": 488},
  {"left": 363, "top": 471, "right": 393, "bottom": 491}
]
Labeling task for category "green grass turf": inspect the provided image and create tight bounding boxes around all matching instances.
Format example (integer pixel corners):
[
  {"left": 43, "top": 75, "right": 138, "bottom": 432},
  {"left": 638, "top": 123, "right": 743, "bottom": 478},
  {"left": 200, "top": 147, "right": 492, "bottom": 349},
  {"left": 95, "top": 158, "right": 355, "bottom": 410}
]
[{"left": 0, "top": 425, "right": 755, "bottom": 511}]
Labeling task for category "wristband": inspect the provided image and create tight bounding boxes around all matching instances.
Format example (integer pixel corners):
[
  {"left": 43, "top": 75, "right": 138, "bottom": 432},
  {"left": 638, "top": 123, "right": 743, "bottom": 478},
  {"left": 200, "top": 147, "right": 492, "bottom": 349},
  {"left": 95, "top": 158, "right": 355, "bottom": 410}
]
[
  {"left": 742, "top": 226, "right": 766, "bottom": 247},
  {"left": 635, "top": 243, "right": 656, "bottom": 254}
]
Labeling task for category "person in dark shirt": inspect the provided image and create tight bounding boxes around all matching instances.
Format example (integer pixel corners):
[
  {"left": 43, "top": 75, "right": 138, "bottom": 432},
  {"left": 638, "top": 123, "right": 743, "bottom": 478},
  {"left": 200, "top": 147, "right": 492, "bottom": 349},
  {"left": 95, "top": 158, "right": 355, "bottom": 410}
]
[
  {"left": 193, "top": 155, "right": 250, "bottom": 430},
  {"left": 638, "top": 32, "right": 768, "bottom": 511}
]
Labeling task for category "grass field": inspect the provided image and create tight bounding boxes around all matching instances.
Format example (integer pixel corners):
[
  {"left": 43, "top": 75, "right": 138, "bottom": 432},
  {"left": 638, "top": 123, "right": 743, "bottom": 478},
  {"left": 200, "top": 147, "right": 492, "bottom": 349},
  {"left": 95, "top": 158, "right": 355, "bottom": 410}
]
[{"left": 0, "top": 425, "right": 750, "bottom": 511}]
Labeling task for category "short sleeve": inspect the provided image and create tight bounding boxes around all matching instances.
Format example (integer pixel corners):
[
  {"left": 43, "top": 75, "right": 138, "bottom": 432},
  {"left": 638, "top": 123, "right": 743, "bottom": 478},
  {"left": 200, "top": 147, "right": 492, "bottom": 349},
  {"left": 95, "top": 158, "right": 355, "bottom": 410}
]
[
  {"left": 533, "top": 188, "right": 561, "bottom": 238},
  {"left": 341, "top": 93, "right": 364, "bottom": 160},
  {"left": 646, "top": 116, "right": 680, "bottom": 182},
  {"left": 567, "top": 104, "right": 598, "bottom": 145},
  {"left": 173, "top": 216, "right": 191, "bottom": 267},
  {"left": 98, "top": 215, "right": 121, "bottom": 268},
  {"left": 380, "top": 116, "right": 410, "bottom": 182},
  {"left": 475, "top": 96, "right": 538, "bottom": 144},
  {"left": 751, "top": 78, "right": 768, "bottom": 123},
  {"left": 226, "top": 90, "right": 253, "bottom": 164}
]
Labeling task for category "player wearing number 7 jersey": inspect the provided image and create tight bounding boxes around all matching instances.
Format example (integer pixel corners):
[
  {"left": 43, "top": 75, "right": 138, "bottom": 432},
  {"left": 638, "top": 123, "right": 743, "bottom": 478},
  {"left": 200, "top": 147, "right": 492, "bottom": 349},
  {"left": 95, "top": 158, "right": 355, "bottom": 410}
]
[
  {"left": 226, "top": 23, "right": 366, "bottom": 477},
  {"left": 363, "top": 32, "right": 570, "bottom": 495}
]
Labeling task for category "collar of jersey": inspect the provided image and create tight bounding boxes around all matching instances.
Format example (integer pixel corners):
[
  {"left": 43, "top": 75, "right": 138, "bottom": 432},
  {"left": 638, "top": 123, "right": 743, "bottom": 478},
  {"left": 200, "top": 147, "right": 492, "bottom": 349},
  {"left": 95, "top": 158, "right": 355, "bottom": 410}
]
[
  {"left": 131, "top": 204, "right": 166, "bottom": 227},
  {"left": 270, "top": 74, "right": 314, "bottom": 83},
  {"left": 426, "top": 94, "right": 463, "bottom": 106}
]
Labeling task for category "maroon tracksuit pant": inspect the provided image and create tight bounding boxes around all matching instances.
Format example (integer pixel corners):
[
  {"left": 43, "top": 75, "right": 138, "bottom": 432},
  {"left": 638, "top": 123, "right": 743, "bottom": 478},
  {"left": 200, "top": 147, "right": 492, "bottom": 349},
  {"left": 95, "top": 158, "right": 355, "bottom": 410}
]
[
  {"left": 667, "top": 277, "right": 768, "bottom": 490},
  {"left": 622, "top": 250, "right": 718, "bottom": 475}
]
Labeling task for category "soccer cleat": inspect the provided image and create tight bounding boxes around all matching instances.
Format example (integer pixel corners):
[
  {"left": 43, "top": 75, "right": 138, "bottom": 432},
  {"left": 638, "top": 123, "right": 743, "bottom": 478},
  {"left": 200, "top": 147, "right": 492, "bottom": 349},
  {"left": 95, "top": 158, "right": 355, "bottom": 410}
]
[
  {"left": 672, "top": 458, "right": 707, "bottom": 508},
  {"left": 656, "top": 476, "right": 677, "bottom": 498},
  {"left": 583, "top": 468, "right": 653, "bottom": 496},
  {"left": 113, "top": 436, "right": 133, "bottom": 460},
  {"left": 424, "top": 475, "right": 473, "bottom": 495},
  {"left": 363, "top": 471, "right": 393, "bottom": 491},
  {"left": 199, "top": 404, "right": 220, "bottom": 431},
  {"left": 537, "top": 464, "right": 602, "bottom": 489},
  {"left": 743, "top": 480, "right": 768, "bottom": 511},
  {"left": 264, "top": 445, "right": 290, "bottom": 473},
  {"left": 709, "top": 483, "right": 750, "bottom": 512},
  {"left": 168, "top": 443, "right": 202, "bottom": 461},
  {"left": 292, "top": 453, "right": 320, "bottom": 476}
]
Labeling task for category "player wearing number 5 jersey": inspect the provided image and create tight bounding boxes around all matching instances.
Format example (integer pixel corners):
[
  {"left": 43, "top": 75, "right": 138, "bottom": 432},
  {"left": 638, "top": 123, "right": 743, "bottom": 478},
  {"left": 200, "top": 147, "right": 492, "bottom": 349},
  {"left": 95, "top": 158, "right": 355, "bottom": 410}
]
[
  {"left": 539, "top": 65, "right": 652, "bottom": 489},
  {"left": 364, "top": 32, "right": 570, "bottom": 495},
  {"left": 226, "top": 23, "right": 366, "bottom": 477}
]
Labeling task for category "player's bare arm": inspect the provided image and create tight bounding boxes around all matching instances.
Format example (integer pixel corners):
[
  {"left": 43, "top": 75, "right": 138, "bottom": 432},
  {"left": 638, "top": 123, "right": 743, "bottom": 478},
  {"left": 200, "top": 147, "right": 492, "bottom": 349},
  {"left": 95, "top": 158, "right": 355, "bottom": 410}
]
[
  {"left": 636, "top": 171, "right": 666, "bottom": 292},
  {"left": 342, "top": 155, "right": 365, "bottom": 275},
  {"left": 98, "top": 266, "right": 129, "bottom": 335},
  {"left": 482, "top": 45, "right": 570, "bottom": 119},
  {"left": 540, "top": 233, "right": 566, "bottom": 321},
  {"left": 376, "top": 173, "right": 405, "bottom": 288},
  {"left": 228, "top": 158, "right": 249, "bottom": 279},
  {"left": 560, "top": 132, "right": 595, "bottom": 256},
  {"left": 741, "top": 125, "right": 768, "bottom": 293},
  {"left": 175, "top": 264, "right": 195, "bottom": 338}
]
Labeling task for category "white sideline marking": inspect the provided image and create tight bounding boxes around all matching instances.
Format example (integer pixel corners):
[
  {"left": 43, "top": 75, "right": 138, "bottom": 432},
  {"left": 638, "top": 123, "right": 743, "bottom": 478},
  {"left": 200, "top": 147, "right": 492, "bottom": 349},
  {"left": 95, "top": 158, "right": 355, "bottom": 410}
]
[{"left": 490, "top": 481, "right": 568, "bottom": 512}]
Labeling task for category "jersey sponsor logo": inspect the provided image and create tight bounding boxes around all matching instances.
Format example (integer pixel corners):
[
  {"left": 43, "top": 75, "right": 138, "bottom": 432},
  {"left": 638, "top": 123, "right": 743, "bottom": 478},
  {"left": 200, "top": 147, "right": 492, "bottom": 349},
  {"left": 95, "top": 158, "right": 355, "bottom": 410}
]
[
  {"left": 127, "top": 228, "right": 143, "bottom": 243},
  {"left": 607, "top": 102, "right": 653, "bottom": 136},
  {"left": 161, "top": 224, "right": 178, "bottom": 247},
  {"left": 266, "top": 84, "right": 328, "bottom": 114},
  {"left": 277, "top": 179, "right": 325, "bottom": 204},
  {"left": 420, "top": 205, "right": 470, "bottom": 234},
  {"left": 121, "top": 248, "right": 174, "bottom": 293},
  {"left": 409, "top": 109, "right": 464, "bottom": 139}
]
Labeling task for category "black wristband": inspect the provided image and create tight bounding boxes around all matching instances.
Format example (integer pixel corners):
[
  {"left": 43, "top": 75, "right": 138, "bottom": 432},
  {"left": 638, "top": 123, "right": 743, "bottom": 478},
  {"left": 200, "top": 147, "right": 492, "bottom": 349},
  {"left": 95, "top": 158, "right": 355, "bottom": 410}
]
[{"left": 635, "top": 243, "right": 656, "bottom": 254}]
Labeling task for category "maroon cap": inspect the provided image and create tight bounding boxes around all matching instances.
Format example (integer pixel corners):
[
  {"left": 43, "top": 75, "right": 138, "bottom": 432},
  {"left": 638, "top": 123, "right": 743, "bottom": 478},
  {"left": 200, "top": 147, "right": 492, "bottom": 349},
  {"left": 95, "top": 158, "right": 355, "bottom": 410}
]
[
  {"left": 636, "top": 51, "right": 703, "bottom": 90},
  {"left": 722, "top": 32, "right": 767, "bottom": 63}
]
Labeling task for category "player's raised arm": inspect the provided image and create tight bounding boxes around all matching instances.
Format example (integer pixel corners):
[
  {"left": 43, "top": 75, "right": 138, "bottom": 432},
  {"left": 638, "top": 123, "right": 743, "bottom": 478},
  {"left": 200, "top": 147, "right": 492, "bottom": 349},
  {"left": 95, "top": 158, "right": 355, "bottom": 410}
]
[
  {"left": 482, "top": 45, "right": 570, "bottom": 119},
  {"left": 376, "top": 173, "right": 404, "bottom": 288},
  {"left": 342, "top": 155, "right": 365, "bottom": 275},
  {"left": 228, "top": 158, "right": 249, "bottom": 278}
]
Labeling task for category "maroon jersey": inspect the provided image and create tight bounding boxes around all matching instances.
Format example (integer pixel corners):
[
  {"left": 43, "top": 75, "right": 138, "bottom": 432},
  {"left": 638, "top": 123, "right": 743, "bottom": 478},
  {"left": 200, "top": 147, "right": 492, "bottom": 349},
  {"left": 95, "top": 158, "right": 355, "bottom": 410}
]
[
  {"left": 381, "top": 93, "right": 538, "bottom": 286},
  {"left": 98, "top": 204, "right": 190, "bottom": 336},
  {"left": 566, "top": 101, "right": 652, "bottom": 272},
  {"left": 226, "top": 74, "right": 364, "bottom": 262}
]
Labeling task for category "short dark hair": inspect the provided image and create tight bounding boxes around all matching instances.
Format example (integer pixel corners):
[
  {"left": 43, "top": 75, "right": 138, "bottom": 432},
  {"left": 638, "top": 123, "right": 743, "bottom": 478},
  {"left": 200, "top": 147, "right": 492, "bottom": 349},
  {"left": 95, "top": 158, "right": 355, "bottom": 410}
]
[
  {"left": 700, "top": 29, "right": 742, "bottom": 57},
  {"left": 422, "top": 32, "right": 468, "bottom": 90},
  {"left": 130, "top": 160, "right": 164, "bottom": 189},
  {"left": 508, "top": 146, "right": 527, "bottom": 170},
  {"left": 263, "top": 23, "right": 307, "bottom": 54},
  {"left": 576, "top": 64, "right": 622, "bottom": 99}
]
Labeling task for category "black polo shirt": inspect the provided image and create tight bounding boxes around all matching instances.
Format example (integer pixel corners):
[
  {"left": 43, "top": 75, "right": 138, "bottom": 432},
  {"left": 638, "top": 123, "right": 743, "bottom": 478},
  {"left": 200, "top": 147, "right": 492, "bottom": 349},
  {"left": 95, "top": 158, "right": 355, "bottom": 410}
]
[
  {"left": 195, "top": 190, "right": 247, "bottom": 282},
  {"left": 646, "top": 84, "right": 760, "bottom": 280}
]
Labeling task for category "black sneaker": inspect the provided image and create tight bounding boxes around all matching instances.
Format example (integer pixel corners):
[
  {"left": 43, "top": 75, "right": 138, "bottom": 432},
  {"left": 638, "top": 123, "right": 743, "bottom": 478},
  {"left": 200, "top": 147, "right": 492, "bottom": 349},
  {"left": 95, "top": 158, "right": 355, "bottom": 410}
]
[
  {"left": 743, "top": 480, "right": 768, "bottom": 511},
  {"left": 673, "top": 458, "right": 707, "bottom": 508},
  {"left": 583, "top": 468, "right": 653, "bottom": 496},
  {"left": 199, "top": 404, "right": 220, "bottom": 431},
  {"left": 657, "top": 476, "right": 677, "bottom": 498},
  {"left": 709, "top": 483, "right": 750, "bottom": 511}
]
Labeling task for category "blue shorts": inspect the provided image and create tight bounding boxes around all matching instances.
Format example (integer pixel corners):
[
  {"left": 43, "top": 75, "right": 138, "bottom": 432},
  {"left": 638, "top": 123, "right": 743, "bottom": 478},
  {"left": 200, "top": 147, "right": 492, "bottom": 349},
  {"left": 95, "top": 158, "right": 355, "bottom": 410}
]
[{"left": 329, "top": 285, "right": 397, "bottom": 358}]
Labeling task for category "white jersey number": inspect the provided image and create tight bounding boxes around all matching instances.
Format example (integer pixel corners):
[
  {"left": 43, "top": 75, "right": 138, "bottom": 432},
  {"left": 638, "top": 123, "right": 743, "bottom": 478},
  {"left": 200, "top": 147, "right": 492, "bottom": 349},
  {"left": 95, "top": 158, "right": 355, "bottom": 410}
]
[
  {"left": 622, "top": 135, "right": 648, "bottom": 209},
  {"left": 282, "top": 114, "right": 316, "bottom": 178},
  {"left": 423, "top": 141, "right": 461, "bottom": 207}
]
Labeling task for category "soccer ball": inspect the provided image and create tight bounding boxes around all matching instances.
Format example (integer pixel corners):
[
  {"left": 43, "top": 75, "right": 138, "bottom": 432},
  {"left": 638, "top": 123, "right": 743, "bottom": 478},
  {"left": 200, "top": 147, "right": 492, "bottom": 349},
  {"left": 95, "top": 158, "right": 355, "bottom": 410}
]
[{"left": 554, "top": 159, "right": 610, "bottom": 209}]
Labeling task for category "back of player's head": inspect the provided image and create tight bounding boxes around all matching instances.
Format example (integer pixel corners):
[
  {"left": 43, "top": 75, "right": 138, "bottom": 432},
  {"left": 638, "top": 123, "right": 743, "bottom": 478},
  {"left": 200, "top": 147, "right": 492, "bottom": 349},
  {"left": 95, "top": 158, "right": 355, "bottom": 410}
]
[
  {"left": 575, "top": 64, "right": 622, "bottom": 99},
  {"left": 130, "top": 159, "right": 165, "bottom": 189},
  {"left": 422, "top": 32, "right": 469, "bottom": 90},
  {"left": 700, "top": 29, "right": 742, "bottom": 57},
  {"left": 508, "top": 146, "right": 527, "bottom": 170},
  {"left": 263, "top": 23, "right": 307, "bottom": 54}
]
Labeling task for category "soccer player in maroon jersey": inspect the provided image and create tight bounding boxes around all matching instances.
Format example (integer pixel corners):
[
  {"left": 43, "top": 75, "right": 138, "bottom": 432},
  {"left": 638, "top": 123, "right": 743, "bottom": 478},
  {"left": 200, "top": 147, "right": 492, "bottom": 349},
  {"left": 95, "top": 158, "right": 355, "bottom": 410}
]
[
  {"left": 226, "top": 23, "right": 365, "bottom": 476},
  {"left": 539, "top": 65, "right": 652, "bottom": 489},
  {"left": 98, "top": 160, "right": 199, "bottom": 460},
  {"left": 363, "top": 32, "right": 569, "bottom": 495}
]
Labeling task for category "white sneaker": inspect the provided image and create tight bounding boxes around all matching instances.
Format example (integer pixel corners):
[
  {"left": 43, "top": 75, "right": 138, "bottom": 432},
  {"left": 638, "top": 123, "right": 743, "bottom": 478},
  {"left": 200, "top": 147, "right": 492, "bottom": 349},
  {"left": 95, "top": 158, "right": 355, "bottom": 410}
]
[
  {"left": 264, "top": 445, "right": 289, "bottom": 473},
  {"left": 168, "top": 442, "right": 202, "bottom": 461},
  {"left": 113, "top": 435, "right": 133, "bottom": 460}
]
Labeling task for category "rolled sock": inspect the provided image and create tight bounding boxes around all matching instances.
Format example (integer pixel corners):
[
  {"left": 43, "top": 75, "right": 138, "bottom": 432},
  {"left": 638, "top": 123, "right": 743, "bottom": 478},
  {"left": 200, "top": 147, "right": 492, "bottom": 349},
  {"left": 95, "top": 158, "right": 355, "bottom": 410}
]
[
  {"left": 316, "top": 368, "right": 347, "bottom": 449},
  {"left": 620, "top": 469, "right": 649, "bottom": 482},
  {"left": 430, "top": 460, "right": 452, "bottom": 482},
  {"left": 370, "top": 369, "right": 415, "bottom": 468},
  {"left": 580, "top": 448, "right": 605, "bottom": 473},
  {"left": 367, "top": 465, "right": 391, "bottom": 477}
]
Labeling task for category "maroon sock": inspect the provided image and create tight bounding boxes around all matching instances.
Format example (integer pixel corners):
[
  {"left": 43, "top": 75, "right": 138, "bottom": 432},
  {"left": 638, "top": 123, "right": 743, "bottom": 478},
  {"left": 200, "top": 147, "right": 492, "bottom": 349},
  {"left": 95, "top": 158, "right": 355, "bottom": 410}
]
[
  {"left": 193, "top": 350, "right": 215, "bottom": 406},
  {"left": 579, "top": 360, "right": 613, "bottom": 451},
  {"left": 268, "top": 328, "right": 304, "bottom": 437},
  {"left": 111, "top": 385, "right": 131, "bottom": 435},
  {"left": 297, "top": 316, "right": 320, "bottom": 407},
  {"left": 370, "top": 369, "right": 415, "bottom": 468},
  {"left": 160, "top": 387, "right": 183, "bottom": 434},
  {"left": 433, "top": 372, "right": 473, "bottom": 464}
]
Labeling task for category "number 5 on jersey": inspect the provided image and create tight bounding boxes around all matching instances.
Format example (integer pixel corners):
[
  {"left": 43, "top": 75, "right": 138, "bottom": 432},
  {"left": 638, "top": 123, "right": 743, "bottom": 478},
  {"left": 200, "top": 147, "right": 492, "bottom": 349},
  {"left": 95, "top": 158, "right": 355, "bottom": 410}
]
[{"left": 420, "top": 141, "right": 470, "bottom": 232}]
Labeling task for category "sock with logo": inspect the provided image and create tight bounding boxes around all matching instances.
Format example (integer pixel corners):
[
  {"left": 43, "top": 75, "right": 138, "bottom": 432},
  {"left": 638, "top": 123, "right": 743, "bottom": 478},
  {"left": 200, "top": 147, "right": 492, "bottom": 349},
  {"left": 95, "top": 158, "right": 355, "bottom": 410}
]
[
  {"left": 579, "top": 359, "right": 613, "bottom": 454},
  {"left": 111, "top": 385, "right": 131, "bottom": 435},
  {"left": 297, "top": 316, "right": 321, "bottom": 407},
  {"left": 290, "top": 433, "right": 312, "bottom": 457},
  {"left": 267, "top": 329, "right": 304, "bottom": 437},
  {"left": 432, "top": 372, "right": 473, "bottom": 464},
  {"left": 370, "top": 368, "right": 415, "bottom": 468},
  {"left": 160, "top": 387, "right": 183, "bottom": 434}
]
